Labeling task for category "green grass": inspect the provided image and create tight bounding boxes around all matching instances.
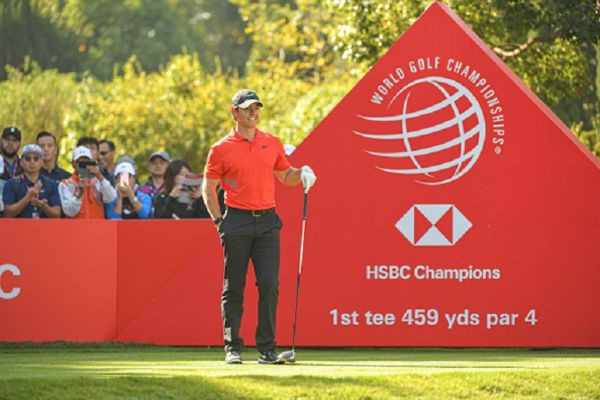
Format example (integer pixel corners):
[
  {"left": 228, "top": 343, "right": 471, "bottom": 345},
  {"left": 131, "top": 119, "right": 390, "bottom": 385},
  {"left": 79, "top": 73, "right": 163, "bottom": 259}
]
[{"left": 1, "top": 344, "right": 599, "bottom": 399}]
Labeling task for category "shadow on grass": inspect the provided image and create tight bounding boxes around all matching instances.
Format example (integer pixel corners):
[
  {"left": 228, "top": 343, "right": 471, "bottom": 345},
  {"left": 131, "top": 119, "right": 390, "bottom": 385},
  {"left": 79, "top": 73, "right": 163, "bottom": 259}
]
[
  {"left": 1, "top": 361, "right": 598, "bottom": 399},
  {"left": 0, "top": 374, "right": 458, "bottom": 400},
  {"left": 0, "top": 375, "right": 261, "bottom": 400},
  {"left": 0, "top": 341, "right": 204, "bottom": 352}
]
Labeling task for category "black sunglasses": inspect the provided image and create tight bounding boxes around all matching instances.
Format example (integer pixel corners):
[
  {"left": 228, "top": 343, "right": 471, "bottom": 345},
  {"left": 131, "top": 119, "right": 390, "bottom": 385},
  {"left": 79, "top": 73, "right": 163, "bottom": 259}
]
[
  {"left": 23, "top": 155, "right": 41, "bottom": 162},
  {"left": 99, "top": 151, "right": 112, "bottom": 156}
]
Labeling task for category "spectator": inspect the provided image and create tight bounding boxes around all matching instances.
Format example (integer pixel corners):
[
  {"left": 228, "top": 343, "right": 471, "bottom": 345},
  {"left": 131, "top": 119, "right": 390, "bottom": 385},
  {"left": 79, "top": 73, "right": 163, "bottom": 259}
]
[
  {"left": 106, "top": 162, "right": 152, "bottom": 220},
  {"left": 76, "top": 137, "right": 115, "bottom": 186},
  {"left": 139, "top": 151, "right": 170, "bottom": 199},
  {"left": 2, "top": 144, "right": 61, "bottom": 218},
  {"left": 76, "top": 136, "right": 99, "bottom": 160},
  {"left": 153, "top": 159, "right": 210, "bottom": 219},
  {"left": 36, "top": 131, "right": 71, "bottom": 182},
  {"left": 59, "top": 146, "right": 116, "bottom": 219},
  {"left": 98, "top": 139, "right": 117, "bottom": 176},
  {"left": 1, "top": 127, "right": 22, "bottom": 181}
]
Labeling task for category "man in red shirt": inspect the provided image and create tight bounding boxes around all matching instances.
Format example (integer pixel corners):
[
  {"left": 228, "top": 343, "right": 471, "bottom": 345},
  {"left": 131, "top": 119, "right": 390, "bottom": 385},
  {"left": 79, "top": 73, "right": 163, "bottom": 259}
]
[{"left": 203, "top": 89, "right": 316, "bottom": 365}]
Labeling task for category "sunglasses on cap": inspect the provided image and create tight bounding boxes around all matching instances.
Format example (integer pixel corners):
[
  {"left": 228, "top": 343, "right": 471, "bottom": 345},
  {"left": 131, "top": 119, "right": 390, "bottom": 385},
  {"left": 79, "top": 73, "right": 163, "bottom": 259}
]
[{"left": 23, "top": 155, "right": 41, "bottom": 162}]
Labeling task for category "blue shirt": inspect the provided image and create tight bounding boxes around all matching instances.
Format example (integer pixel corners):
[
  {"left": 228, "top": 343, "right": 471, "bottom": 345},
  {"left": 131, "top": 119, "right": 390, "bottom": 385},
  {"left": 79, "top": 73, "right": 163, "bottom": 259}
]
[
  {"left": 2, "top": 175, "right": 61, "bottom": 218},
  {"left": 106, "top": 191, "right": 152, "bottom": 220}
]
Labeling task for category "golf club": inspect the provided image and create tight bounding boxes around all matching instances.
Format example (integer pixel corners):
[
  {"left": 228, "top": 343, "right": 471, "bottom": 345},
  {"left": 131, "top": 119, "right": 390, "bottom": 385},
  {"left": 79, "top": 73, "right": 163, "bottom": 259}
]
[{"left": 278, "top": 188, "right": 309, "bottom": 364}]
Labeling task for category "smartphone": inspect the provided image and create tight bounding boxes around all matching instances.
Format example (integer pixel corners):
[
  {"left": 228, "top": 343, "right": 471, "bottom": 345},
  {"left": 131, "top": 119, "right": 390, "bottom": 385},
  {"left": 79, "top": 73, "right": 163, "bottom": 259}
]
[
  {"left": 178, "top": 173, "right": 203, "bottom": 204},
  {"left": 182, "top": 173, "right": 203, "bottom": 191},
  {"left": 78, "top": 160, "right": 97, "bottom": 179},
  {"left": 118, "top": 172, "right": 130, "bottom": 187}
]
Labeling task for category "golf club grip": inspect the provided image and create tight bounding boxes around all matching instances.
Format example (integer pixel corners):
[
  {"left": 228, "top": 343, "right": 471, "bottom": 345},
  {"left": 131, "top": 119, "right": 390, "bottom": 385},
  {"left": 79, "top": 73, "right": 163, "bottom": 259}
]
[{"left": 303, "top": 192, "right": 308, "bottom": 220}]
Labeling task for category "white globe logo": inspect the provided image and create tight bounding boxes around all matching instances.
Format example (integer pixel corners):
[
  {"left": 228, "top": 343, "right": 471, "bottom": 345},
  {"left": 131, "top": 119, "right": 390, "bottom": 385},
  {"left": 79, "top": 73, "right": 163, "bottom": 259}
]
[{"left": 355, "top": 76, "right": 486, "bottom": 185}]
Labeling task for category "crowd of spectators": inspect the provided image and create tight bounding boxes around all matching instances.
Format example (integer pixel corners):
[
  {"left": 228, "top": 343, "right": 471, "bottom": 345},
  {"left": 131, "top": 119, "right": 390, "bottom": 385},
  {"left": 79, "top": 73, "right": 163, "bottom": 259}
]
[{"left": 0, "top": 126, "right": 221, "bottom": 219}]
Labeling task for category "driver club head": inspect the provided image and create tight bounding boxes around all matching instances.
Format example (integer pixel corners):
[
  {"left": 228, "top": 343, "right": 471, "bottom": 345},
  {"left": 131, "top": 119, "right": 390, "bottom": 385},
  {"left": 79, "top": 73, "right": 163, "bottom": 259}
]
[{"left": 277, "top": 349, "right": 296, "bottom": 363}]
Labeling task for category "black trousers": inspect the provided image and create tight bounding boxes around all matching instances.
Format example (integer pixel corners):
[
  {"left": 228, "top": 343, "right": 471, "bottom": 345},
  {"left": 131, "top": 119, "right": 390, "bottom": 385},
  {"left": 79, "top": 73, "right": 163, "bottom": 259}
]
[{"left": 219, "top": 208, "right": 282, "bottom": 353}]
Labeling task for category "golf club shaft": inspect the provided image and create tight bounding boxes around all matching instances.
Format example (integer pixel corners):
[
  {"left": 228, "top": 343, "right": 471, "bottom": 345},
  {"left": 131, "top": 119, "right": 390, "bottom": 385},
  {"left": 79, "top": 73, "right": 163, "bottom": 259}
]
[{"left": 291, "top": 192, "right": 308, "bottom": 350}]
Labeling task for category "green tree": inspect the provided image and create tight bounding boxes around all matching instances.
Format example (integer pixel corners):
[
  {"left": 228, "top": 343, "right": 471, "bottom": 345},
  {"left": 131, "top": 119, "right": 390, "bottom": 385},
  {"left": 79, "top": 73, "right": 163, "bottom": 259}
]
[
  {"left": 67, "top": 0, "right": 195, "bottom": 79},
  {"left": 1, "top": 0, "right": 239, "bottom": 80},
  {"left": 172, "top": 0, "right": 251, "bottom": 74},
  {"left": 64, "top": 54, "right": 237, "bottom": 170},
  {"left": 232, "top": 0, "right": 344, "bottom": 83},
  {"left": 0, "top": 0, "right": 83, "bottom": 80},
  {"left": 0, "top": 58, "right": 78, "bottom": 154}
]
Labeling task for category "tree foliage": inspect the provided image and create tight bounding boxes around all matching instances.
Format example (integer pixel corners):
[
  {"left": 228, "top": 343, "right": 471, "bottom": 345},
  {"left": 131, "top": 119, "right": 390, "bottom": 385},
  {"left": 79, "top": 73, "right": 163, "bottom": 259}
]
[
  {"left": 0, "top": 0, "right": 250, "bottom": 79},
  {"left": 232, "top": 0, "right": 344, "bottom": 83},
  {"left": 172, "top": 0, "right": 251, "bottom": 74},
  {"left": 64, "top": 54, "right": 236, "bottom": 170},
  {"left": 70, "top": 0, "right": 194, "bottom": 80},
  {"left": 0, "top": 0, "right": 83, "bottom": 80},
  {"left": 0, "top": 58, "right": 77, "bottom": 146}
]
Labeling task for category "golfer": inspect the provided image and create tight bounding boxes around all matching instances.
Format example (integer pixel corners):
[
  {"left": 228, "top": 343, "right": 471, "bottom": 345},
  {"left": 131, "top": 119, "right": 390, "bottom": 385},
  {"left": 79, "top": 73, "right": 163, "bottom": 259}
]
[{"left": 202, "top": 89, "right": 316, "bottom": 365}]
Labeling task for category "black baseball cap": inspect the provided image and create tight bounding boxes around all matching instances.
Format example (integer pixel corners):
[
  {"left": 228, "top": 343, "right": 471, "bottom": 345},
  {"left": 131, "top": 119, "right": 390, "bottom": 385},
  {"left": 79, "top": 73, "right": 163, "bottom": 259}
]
[
  {"left": 231, "top": 89, "right": 263, "bottom": 109},
  {"left": 2, "top": 127, "right": 21, "bottom": 141}
]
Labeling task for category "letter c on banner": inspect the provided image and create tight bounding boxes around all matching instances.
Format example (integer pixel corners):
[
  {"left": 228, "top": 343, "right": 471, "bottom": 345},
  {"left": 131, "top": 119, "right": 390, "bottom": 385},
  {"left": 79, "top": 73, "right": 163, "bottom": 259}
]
[{"left": 0, "top": 264, "right": 21, "bottom": 300}]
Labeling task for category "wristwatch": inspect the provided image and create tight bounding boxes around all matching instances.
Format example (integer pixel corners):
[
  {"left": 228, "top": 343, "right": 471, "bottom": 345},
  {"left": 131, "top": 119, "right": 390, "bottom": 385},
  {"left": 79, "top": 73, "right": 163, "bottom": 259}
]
[{"left": 213, "top": 217, "right": 223, "bottom": 225}]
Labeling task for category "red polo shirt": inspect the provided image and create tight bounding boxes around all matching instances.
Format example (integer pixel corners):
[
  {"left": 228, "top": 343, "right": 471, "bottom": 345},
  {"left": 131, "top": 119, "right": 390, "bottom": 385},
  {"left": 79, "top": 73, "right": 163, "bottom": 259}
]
[{"left": 204, "top": 128, "right": 291, "bottom": 210}]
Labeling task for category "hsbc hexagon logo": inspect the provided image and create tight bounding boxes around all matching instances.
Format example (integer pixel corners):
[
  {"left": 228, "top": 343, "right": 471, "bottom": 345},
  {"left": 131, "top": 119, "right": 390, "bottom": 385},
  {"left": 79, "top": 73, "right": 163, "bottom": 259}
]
[{"left": 396, "top": 204, "right": 472, "bottom": 246}]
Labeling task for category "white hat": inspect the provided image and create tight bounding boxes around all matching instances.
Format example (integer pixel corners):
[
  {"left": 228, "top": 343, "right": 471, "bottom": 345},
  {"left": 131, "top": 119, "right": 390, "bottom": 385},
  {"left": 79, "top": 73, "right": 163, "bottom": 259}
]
[
  {"left": 21, "top": 144, "right": 43, "bottom": 157},
  {"left": 148, "top": 151, "right": 171, "bottom": 162},
  {"left": 114, "top": 162, "right": 136, "bottom": 176},
  {"left": 72, "top": 146, "right": 93, "bottom": 161}
]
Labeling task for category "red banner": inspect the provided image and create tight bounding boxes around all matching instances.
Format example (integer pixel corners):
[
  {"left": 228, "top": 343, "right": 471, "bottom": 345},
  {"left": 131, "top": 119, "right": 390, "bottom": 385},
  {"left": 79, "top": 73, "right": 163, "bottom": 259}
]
[
  {"left": 116, "top": 220, "right": 224, "bottom": 345},
  {"left": 275, "top": 2, "right": 600, "bottom": 347},
  {"left": 0, "top": 220, "right": 117, "bottom": 342}
]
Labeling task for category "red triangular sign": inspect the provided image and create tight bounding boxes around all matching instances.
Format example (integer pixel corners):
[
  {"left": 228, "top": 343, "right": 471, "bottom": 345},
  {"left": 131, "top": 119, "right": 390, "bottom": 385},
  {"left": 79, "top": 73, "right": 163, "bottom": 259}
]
[{"left": 276, "top": 1, "right": 600, "bottom": 347}]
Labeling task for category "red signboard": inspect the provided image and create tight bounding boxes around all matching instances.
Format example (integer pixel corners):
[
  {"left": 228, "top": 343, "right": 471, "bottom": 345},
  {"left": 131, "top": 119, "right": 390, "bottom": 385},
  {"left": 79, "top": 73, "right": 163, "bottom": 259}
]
[
  {"left": 1, "top": 2, "right": 599, "bottom": 346},
  {"left": 116, "top": 220, "right": 224, "bottom": 345},
  {"left": 276, "top": 2, "right": 600, "bottom": 346},
  {"left": 0, "top": 220, "right": 117, "bottom": 342}
]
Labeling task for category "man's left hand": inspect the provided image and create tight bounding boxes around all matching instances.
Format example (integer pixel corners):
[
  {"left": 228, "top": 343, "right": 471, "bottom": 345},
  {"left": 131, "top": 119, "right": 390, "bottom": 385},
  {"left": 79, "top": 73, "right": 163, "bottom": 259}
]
[
  {"left": 88, "top": 165, "right": 103, "bottom": 180},
  {"left": 31, "top": 198, "right": 48, "bottom": 209},
  {"left": 300, "top": 165, "right": 317, "bottom": 192},
  {"left": 190, "top": 187, "right": 202, "bottom": 200}
]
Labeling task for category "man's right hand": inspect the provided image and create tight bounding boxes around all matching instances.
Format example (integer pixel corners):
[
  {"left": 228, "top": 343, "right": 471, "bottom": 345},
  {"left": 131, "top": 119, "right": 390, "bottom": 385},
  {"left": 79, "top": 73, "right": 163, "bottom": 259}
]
[
  {"left": 117, "top": 184, "right": 128, "bottom": 198},
  {"left": 27, "top": 181, "right": 42, "bottom": 199},
  {"left": 88, "top": 165, "right": 103, "bottom": 181},
  {"left": 170, "top": 185, "right": 183, "bottom": 198}
]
